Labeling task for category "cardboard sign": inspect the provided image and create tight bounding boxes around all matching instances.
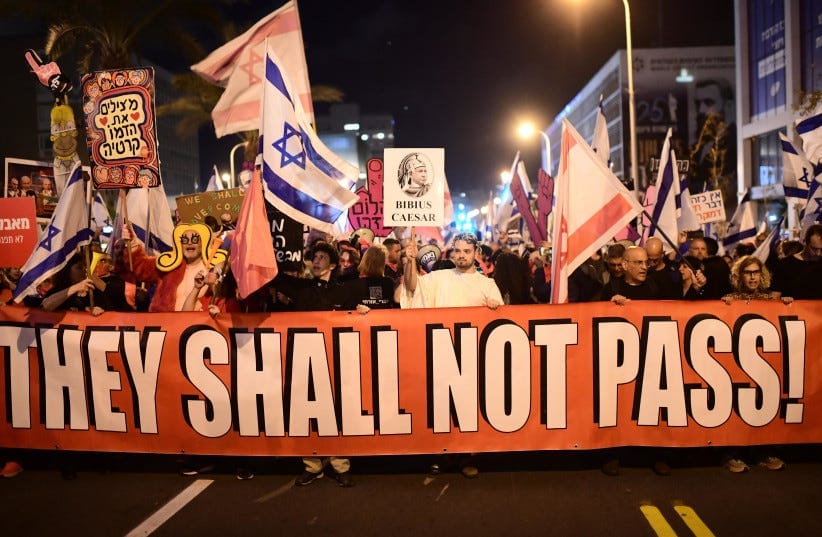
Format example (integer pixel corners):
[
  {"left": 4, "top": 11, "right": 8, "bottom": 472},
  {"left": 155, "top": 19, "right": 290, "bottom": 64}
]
[
  {"left": 176, "top": 188, "right": 244, "bottom": 229},
  {"left": 689, "top": 189, "right": 726, "bottom": 224},
  {"left": 0, "top": 197, "right": 38, "bottom": 267},
  {"left": 383, "top": 148, "right": 445, "bottom": 227},
  {"left": 82, "top": 68, "right": 161, "bottom": 189},
  {"left": 348, "top": 158, "right": 392, "bottom": 237}
]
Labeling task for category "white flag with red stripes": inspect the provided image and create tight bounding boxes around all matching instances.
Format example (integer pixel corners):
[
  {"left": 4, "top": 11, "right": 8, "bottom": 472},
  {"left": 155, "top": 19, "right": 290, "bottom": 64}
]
[{"left": 550, "top": 119, "right": 644, "bottom": 303}]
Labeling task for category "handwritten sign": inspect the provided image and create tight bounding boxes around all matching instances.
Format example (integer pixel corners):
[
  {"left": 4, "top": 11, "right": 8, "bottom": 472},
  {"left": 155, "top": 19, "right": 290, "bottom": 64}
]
[
  {"left": 689, "top": 189, "right": 726, "bottom": 224},
  {"left": 265, "top": 201, "right": 305, "bottom": 265},
  {"left": 82, "top": 68, "right": 161, "bottom": 189},
  {"left": 348, "top": 158, "right": 392, "bottom": 237},
  {"left": 176, "top": 188, "right": 244, "bottom": 229}
]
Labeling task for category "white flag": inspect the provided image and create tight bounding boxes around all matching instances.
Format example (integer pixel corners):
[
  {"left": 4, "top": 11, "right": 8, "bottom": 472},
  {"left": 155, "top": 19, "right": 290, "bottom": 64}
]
[
  {"left": 205, "top": 165, "right": 223, "bottom": 192},
  {"left": 13, "top": 163, "right": 94, "bottom": 302},
  {"left": 261, "top": 42, "right": 358, "bottom": 234},
  {"left": 591, "top": 94, "right": 610, "bottom": 166},
  {"left": 191, "top": 0, "right": 313, "bottom": 137},
  {"left": 550, "top": 119, "right": 644, "bottom": 303}
]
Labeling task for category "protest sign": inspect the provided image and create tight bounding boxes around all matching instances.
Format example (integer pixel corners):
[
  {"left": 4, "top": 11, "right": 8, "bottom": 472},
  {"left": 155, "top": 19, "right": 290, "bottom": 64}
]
[{"left": 82, "top": 68, "right": 161, "bottom": 189}]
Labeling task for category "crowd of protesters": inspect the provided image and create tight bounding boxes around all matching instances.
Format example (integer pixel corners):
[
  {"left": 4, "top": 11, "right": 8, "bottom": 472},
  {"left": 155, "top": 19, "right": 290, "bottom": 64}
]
[{"left": 1, "top": 221, "right": 821, "bottom": 483}]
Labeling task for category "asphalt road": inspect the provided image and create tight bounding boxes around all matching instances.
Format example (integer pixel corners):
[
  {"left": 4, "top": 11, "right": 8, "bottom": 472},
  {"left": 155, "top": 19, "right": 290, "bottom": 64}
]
[{"left": 1, "top": 447, "right": 820, "bottom": 536}]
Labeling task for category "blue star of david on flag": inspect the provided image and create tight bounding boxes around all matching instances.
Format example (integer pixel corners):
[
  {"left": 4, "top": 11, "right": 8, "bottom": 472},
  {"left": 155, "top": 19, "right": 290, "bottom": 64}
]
[
  {"left": 271, "top": 122, "right": 306, "bottom": 169},
  {"left": 39, "top": 224, "right": 61, "bottom": 251}
]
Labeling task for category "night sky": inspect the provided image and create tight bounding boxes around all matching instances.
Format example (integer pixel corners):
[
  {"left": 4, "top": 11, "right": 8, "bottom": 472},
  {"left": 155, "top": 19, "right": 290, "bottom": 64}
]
[{"left": 212, "top": 0, "right": 735, "bottom": 199}]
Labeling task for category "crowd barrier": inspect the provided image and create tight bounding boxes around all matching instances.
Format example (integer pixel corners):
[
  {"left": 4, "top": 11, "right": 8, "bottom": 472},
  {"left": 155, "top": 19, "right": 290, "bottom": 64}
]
[{"left": 0, "top": 300, "right": 819, "bottom": 456}]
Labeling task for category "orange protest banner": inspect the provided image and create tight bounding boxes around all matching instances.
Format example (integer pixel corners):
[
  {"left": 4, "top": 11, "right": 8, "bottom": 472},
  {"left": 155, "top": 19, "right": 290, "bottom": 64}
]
[{"left": 0, "top": 300, "right": 819, "bottom": 456}]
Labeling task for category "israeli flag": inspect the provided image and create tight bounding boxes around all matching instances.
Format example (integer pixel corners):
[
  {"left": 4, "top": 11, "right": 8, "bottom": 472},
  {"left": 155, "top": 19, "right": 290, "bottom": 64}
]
[
  {"left": 722, "top": 190, "right": 757, "bottom": 252},
  {"left": 645, "top": 128, "right": 681, "bottom": 245},
  {"left": 91, "top": 191, "right": 112, "bottom": 230},
  {"left": 13, "top": 163, "right": 94, "bottom": 302},
  {"left": 261, "top": 40, "right": 358, "bottom": 234},
  {"left": 779, "top": 133, "right": 813, "bottom": 204},
  {"left": 127, "top": 182, "right": 174, "bottom": 254},
  {"left": 800, "top": 173, "right": 822, "bottom": 228}
]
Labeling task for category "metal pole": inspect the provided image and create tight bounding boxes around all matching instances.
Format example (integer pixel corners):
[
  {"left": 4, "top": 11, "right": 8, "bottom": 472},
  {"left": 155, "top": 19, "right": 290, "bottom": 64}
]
[
  {"left": 623, "top": 0, "right": 639, "bottom": 200},
  {"left": 229, "top": 142, "right": 247, "bottom": 189}
]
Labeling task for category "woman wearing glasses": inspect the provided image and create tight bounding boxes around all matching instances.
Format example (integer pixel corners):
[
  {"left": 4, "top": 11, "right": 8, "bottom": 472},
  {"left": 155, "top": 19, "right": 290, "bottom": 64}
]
[{"left": 720, "top": 255, "right": 792, "bottom": 473}]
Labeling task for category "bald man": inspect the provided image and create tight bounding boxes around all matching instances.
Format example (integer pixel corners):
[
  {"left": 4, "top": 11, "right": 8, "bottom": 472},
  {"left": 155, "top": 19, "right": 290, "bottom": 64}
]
[{"left": 644, "top": 237, "right": 681, "bottom": 299}]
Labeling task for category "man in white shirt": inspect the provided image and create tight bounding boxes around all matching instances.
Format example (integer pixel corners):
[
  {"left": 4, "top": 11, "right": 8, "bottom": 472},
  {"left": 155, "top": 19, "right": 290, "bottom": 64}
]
[
  {"left": 401, "top": 232, "right": 502, "bottom": 309},
  {"left": 400, "top": 231, "right": 502, "bottom": 479}
]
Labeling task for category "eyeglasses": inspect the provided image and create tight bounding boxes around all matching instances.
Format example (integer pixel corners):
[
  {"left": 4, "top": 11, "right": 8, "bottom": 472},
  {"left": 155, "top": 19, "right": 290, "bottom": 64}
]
[
  {"left": 180, "top": 234, "right": 201, "bottom": 244},
  {"left": 646, "top": 257, "right": 662, "bottom": 266},
  {"left": 742, "top": 269, "right": 761, "bottom": 276},
  {"left": 627, "top": 260, "right": 649, "bottom": 266}
]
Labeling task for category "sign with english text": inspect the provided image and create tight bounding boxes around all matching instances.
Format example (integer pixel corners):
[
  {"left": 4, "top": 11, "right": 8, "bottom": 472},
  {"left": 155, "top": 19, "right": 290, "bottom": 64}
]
[
  {"left": 1, "top": 300, "right": 819, "bottom": 456},
  {"left": 82, "top": 68, "right": 161, "bottom": 189},
  {"left": 176, "top": 187, "right": 244, "bottom": 229},
  {"left": 383, "top": 148, "right": 445, "bottom": 228}
]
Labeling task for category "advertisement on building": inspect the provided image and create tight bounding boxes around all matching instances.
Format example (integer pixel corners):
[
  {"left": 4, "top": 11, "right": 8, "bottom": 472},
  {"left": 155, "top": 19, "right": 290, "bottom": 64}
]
[{"left": 632, "top": 47, "right": 736, "bottom": 213}]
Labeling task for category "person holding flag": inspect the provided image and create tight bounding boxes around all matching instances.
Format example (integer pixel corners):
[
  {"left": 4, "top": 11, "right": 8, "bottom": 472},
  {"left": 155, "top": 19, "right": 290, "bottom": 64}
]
[{"left": 12, "top": 163, "right": 94, "bottom": 305}]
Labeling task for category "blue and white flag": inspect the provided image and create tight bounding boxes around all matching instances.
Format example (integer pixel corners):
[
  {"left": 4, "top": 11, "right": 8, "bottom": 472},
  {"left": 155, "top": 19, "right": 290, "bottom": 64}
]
[
  {"left": 91, "top": 191, "right": 111, "bottom": 230},
  {"left": 13, "top": 163, "right": 94, "bottom": 302},
  {"left": 800, "top": 172, "right": 822, "bottom": 228},
  {"left": 591, "top": 94, "right": 610, "bottom": 166},
  {"left": 127, "top": 182, "right": 174, "bottom": 254},
  {"left": 753, "top": 216, "right": 784, "bottom": 263},
  {"left": 261, "top": 41, "right": 357, "bottom": 234},
  {"left": 644, "top": 128, "right": 681, "bottom": 247},
  {"left": 722, "top": 190, "right": 757, "bottom": 252},
  {"left": 779, "top": 133, "right": 813, "bottom": 204}
]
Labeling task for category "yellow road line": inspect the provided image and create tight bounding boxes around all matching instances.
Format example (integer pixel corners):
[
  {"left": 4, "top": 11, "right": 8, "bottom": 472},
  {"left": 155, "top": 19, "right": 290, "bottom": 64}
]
[
  {"left": 673, "top": 505, "right": 716, "bottom": 537},
  {"left": 640, "top": 505, "right": 678, "bottom": 537}
]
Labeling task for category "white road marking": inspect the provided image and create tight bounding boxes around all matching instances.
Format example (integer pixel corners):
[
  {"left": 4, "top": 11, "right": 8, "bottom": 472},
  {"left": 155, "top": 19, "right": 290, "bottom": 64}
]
[{"left": 125, "top": 479, "right": 214, "bottom": 537}]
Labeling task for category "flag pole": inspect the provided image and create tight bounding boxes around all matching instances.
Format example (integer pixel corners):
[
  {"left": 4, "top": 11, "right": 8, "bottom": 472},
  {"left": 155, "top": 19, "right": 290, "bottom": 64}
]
[
  {"left": 640, "top": 208, "right": 696, "bottom": 272},
  {"left": 84, "top": 176, "right": 95, "bottom": 309},
  {"left": 143, "top": 185, "right": 154, "bottom": 255},
  {"left": 121, "top": 189, "right": 134, "bottom": 271}
]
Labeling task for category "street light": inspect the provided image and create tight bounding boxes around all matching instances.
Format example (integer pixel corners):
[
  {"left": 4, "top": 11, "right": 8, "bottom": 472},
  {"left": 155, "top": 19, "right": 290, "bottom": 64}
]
[
  {"left": 516, "top": 122, "right": 552, "bottom": 176},
  {"left": 229, "top": 142, "right": 248, "bottom": 189},
  {"left": 622, "top": 0, "right": 639, "bottom": 199}
]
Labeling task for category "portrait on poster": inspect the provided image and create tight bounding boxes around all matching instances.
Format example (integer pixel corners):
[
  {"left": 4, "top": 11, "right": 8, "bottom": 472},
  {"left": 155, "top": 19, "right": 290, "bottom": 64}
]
[{"left": 383, "top": 148, "right": 445, "bottom": 227}]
